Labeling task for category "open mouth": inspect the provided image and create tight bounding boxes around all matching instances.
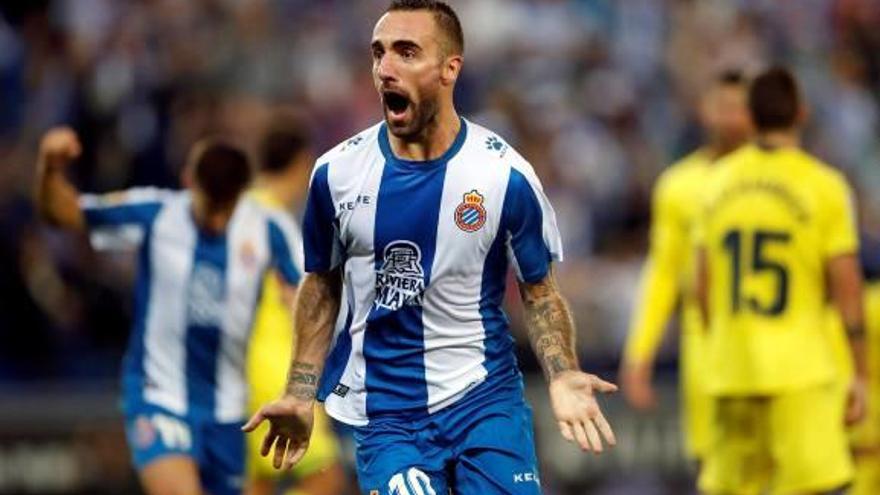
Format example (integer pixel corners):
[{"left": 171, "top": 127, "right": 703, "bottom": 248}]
[{"left": 383, "top": 90, "right": 410, "bottom": 118}]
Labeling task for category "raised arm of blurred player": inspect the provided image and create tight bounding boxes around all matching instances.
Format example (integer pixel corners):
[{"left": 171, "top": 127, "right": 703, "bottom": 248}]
[
  {"left": 34, "top": 127, "right": 86, "bottom": 231},
  {"left": 519, "top": 268, "right": 618, "bottom": 454},
  {"left": 243, "top": 268, "right": 341, "bottom": 470}
]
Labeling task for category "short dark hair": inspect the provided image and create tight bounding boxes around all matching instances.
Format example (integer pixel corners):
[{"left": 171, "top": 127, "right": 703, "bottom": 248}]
[
  {"left": 387, "top": 0, "right": 464, "bottom": 55},
  {"left": 191, "top": 138, "right": 252, "bottom": 205},
  {"left": 259, "top": 112, "right": 310, "bottom": 174},
  {"left": 749, "top": 67, "right": 801, "bottom": 131}
]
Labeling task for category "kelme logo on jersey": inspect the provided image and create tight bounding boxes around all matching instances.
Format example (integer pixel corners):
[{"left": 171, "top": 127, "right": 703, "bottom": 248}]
[
  {"left": 454, "top": 190, "right": 487, "bottom": 232},
  {"left": 374, "top": 240, "right": 425, "bottom": 310}
]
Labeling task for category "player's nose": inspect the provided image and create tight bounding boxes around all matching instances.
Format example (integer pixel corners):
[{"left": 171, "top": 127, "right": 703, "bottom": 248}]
[{"left": 375, "top": 54, "right": 397, "bottom": 83}]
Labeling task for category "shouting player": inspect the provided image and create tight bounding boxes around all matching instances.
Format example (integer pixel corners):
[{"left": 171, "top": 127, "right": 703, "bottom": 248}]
[
  {"left": 695, "top": 67, "right": 868, "bottom": 494},
  {"left": 35, "top": 129, "right": 303, "bottom": 495},
  {"left": 245, "top": 113, "right": 345, "bottom": 495},
  {"left": 244, "top": 1, "right": 617, "bottom": 494},
  {"left": 620, "top": 70, "right": 752, "bottom": 462}
]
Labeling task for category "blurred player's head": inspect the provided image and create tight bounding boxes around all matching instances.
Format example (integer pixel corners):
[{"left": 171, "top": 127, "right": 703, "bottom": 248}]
[
  {"left": 185, "top": 138, "right": 252, "bottom": 234},
  {"left": 700, "top": 70, "right": 752, "bottom": 154},
  {"left": 372, "top": 0, "right": 464, "bottom": 138},
  {"left": 749, "top": 66, "right": 804, "bottom": 133},
  {"left": 258, "top": 111, "right": 313, "bottom": 205}
]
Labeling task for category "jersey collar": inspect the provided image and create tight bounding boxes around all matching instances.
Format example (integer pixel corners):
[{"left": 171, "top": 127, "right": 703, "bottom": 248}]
[{"left": 378, "top": 117, "right": 468, "bottom": 171}]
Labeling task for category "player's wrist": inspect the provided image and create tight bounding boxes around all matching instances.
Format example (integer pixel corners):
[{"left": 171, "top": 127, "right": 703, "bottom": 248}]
[{"left": 548, "top": 369, "right": 583, "bottom": 384}]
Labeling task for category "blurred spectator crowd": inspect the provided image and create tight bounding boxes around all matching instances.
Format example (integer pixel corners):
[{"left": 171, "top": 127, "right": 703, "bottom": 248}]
[{"left": 1, "top": 0, "right": 879, "bottom": 383}]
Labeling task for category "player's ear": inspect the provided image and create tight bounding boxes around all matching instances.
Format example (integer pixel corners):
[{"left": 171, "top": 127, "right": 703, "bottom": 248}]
[
  {"left": 796, "top": 103, "right": 810, "bottom": 127},
  {"left": 181, "top": 162, "right": 194, "bottom": 189},
  {"left": 441, "top": 54, "right": 463, "bottom": 87}
]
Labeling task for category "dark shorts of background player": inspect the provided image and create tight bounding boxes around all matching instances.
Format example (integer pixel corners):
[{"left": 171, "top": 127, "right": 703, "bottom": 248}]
[
  {"left": 123, "top": 400, "right": 245, "bottom": 495},
  {"left": 353, "top": 372, "right": 542, "bottom": 495}
]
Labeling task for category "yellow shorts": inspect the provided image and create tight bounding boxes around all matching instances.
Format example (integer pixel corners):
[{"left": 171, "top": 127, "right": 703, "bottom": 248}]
[
  {"left": 680, "top": 327, "right": 712, "bottom": 459},
  {"left": 698, "top": 383, "right": 853, "bottom": 495}
]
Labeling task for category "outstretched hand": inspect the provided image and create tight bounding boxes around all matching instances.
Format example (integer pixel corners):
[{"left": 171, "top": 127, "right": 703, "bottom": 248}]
[
  {"left": 549, "top": 370, "right": 618, "bottom": 453},
  {"left": 242, "top": 396, "right": 315, "bottom": 470},
  {"left": 619, "top": 361, "right": 657, "bottom": 411},
  {"left": 846, "top": 376, "right": 868, "bottom": 425}
]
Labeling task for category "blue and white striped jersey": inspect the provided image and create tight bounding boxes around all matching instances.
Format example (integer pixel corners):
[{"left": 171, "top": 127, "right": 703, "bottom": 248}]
[
  {"left": 80, "top": 189, "right": 303, "bottom": 423},
  {"left": 305, "top": 118, "right": 563, "bottom": 426}
]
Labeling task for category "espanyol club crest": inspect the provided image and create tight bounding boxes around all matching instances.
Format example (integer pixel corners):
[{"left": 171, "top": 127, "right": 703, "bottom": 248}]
[
  {"left": 239, "top": 240, "right": 257, "bottom": 270},
  {"left": 133, "top": 415, "right": 156, "bottom": 449},
  {"left": 454, "top": 190, "right": 487, "bottom": 232}
]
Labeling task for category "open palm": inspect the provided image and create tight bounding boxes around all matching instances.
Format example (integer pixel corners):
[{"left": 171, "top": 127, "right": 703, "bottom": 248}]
[{"left": 549, "top": 371, "right": 618, "bottom": 453}]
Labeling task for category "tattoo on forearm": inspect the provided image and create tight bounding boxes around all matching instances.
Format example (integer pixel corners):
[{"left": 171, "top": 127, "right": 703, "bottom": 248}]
[
  {"left": 522, "top": 280, "right": 579, "bottom": 380},
  {"left": 548, "top": 354, "right": 569, "bottom": 375},
  {"left": 283, "top": 271, "right": 342, "bottom": 402},
  {"left": 286, "top": 362, "right": 318, "bottom": 400}
]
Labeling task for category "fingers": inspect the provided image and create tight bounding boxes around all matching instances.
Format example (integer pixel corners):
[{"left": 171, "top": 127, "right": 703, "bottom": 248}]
[
  {"left": 572, "top": 421, "right": 592, "bottom": 452},
  {"left": 241, "top": 410, "right": 265, "bottom": 432},
  {"left": 593, "top": 377, "right": 619, "bottom": 394},
  {"left": 272, "top": 436, "right": 289, "bottom": 470},
  {"left": 259, "top": 425, "right": 277, "bottom": 457},
  {"left": 283, "top": 442, "right": 308, "bottom": 470},
  {"left": 846, "top": 394, "right": 866, "bottom": 425},
  {"left": 583, "top": 419, "right": 603, "bottom": 454},
  {"left": 592, "top": 411, "right": 617, "bottom": 446},
  {"left": 558, "top": 421, "right": 575, "bottom": 443}
]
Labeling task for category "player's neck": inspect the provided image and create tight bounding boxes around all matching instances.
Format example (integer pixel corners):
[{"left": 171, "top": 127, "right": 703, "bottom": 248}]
[
  {"left": 755, "top": 130, "right": 800, "bottom": 150},
  {"left": 388, "top": 106, "right": 461, "bottom": 162},
  {"left": 705, "top": 142, "right": 742, "bottom": 162},
  {"left": 256, "top": 173, "right": 297, "bottom": 208}
]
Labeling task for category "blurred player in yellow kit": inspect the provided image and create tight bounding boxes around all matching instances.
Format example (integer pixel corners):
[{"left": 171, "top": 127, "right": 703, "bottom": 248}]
[
  {"left": 848, "top": 244, "right": 880, "bottom": 495},
  {"left": 620, "top": 71, "right": 752, "bottom": 460},
  {"left": 246, "top": 113, "right": 345, "bottom": 495},
  {"left": 695, "top": 67, "right": 868, "bottom": 495}
]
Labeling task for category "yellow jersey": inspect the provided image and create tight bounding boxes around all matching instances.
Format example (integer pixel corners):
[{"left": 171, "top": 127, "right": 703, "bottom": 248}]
[
  {"left": 697, "top": 144, "right": 858, "bottom": 395},
  {"left": 247, "top": 188, "right": 297, "bottom": 402},
  {"left": 625, "top": 149, "right": 712, "bottom": 364}
]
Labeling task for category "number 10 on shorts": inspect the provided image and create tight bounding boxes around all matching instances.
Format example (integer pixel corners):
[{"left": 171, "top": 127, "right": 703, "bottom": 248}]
[{"left": 388, "top": 467, "right": 437, "bottom": 495}]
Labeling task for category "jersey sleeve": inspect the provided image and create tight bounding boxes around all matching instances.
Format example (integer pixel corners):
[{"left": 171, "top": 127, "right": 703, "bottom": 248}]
[
  {"left": 624, "top": 173, "right": 687, "bottom": 364},
  {"left": 502, "top": 164, "right": 564, "bottom": 284},
  {"left": 79, "top": 187, "right": 169, "bottom": 232},
  {"left": 821, "top": 172, "right": 859, "bottom": 258},
  {"left": 302, "top": 162, "right": 342, "bottom": 272},
  {"left": 267, "top": 213, "right": 304, "bottom": 286}
]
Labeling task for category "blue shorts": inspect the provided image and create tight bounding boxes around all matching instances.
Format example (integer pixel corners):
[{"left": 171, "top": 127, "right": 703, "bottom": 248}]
[
  {"left": 124, "top": 401, "right": 245, "bottom": 495},
  {"left": 353, "top": 375, "right": 541, "bottom": 495}
]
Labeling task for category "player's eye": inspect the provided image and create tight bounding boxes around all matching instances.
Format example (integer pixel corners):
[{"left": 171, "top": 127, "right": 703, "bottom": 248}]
[
  {"left": 401, "top": 48, "right": 417, "bottom": 60},
  {"left": 371, "top": 47, "right": 384, "bottom": 60}
]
